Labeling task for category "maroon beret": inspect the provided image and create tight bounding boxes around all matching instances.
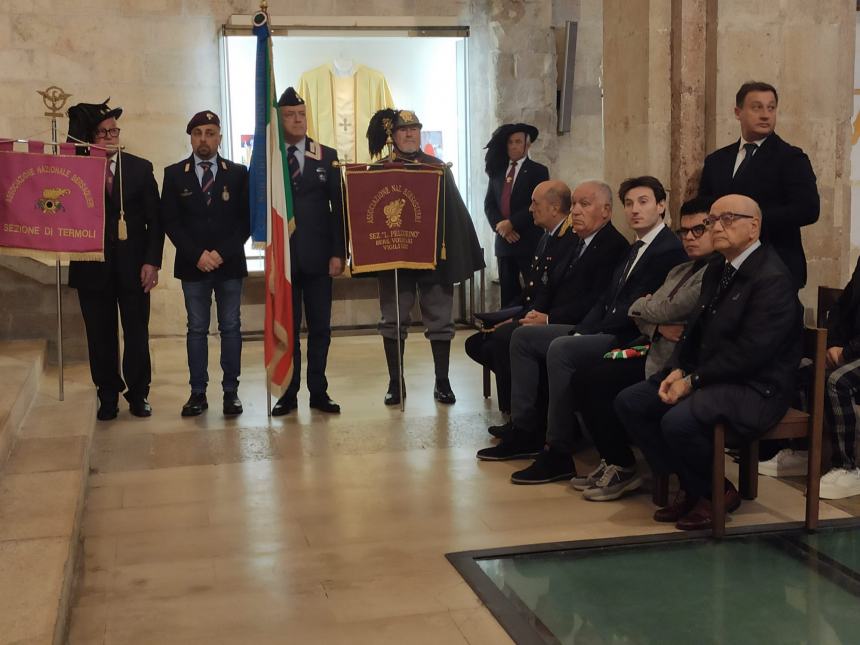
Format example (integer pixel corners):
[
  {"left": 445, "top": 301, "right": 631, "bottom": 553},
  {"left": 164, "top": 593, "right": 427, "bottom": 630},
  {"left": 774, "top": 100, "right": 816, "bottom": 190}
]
[{"left": 186, "top": 110, "right": 221, "bottom": 134}]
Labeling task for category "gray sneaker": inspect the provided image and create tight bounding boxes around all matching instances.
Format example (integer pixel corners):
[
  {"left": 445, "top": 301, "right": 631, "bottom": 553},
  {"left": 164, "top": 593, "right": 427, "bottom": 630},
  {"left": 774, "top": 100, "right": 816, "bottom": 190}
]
[
  {"left": 570, "top": 460, "right": 608, "bottom": 491},
  {"left": 582, "top": 464, "right": 643, "bottom": 501}
]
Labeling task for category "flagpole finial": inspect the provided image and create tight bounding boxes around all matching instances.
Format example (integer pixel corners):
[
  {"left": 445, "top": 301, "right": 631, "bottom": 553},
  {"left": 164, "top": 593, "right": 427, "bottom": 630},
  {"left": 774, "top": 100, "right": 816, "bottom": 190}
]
[{"left": 260, "top": 0, "right": 268, "bottom": 10}]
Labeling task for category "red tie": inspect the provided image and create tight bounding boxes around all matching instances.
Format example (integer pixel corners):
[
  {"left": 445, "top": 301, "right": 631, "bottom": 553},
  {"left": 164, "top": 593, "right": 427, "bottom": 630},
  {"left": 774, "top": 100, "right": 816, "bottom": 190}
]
[
  {"left": 105, "top": 161, "right": 114, "bottom": 195},
  {"left": 499, "top": 161, "right": 516, "bottom": 219}
]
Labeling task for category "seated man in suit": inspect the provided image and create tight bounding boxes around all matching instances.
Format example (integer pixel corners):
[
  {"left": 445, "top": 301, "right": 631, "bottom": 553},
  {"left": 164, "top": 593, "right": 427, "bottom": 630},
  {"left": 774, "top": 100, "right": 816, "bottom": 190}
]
[
  {"left": 465, "top": 180, "right": 627, "bottom": 421},
  {"left": 817, "top": 257, "right": 860, "bottom": 499},
  {"left": 572, "top": 196, "right": 715, "bottom": 501},
  {"left": 614, "top": 194, "right": 802, "bottom": 530},
  {"left": 476, "top": 176, "right": 687, "bottom": 485},
  {"left": 698, "top": 81, "right": 819, "bottom": 288}
]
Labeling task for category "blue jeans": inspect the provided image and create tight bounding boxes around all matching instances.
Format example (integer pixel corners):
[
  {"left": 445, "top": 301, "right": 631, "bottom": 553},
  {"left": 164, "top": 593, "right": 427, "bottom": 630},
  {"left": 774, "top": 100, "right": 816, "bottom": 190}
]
[{"left": 181, "top": 277, "right": 243, "bottom": 394}]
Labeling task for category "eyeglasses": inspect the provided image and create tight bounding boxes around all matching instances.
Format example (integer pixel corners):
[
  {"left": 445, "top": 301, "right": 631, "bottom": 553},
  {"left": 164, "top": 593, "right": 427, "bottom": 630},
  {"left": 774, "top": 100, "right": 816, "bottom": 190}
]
[
  {"left": 94, "top": 128, "right": 121, "bottom": 139},
  {"left": 676, "top": 224, "right": 707, "bottom": 239},
  {"left": 704, "top": 212, "right": 755, "bottom": 228}
]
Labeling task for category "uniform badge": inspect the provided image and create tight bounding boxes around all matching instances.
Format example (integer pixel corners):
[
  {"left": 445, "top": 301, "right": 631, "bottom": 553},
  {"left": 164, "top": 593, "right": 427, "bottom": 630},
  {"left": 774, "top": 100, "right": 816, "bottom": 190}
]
[
  {"left": 222, "top": 185, "right": 230, "bottom": 202},
  {"left": 541, "top": 271, "right": 548, "bottom": 285},
  {"left": 180, "top": 188, "right": 192, "bottom": 197},
  {"left": 316, "top": 167, "right": 327, "bottom": 183}
]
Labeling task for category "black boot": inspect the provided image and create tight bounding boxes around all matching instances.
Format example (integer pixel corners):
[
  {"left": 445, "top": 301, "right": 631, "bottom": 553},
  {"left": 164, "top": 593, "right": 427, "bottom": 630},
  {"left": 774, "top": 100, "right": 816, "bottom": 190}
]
[
  {"left": 383, "top": 337, "right": 406, "bottom": 405},
  {"left": 431, "top": 340, "right": 456, "bottom": 404}
]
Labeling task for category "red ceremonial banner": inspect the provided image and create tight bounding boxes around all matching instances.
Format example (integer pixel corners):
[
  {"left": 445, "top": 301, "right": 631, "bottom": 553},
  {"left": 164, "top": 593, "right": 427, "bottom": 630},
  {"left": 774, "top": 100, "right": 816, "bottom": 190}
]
[
  {"left": 0, "top": 144, "right": 106, "bottom": 260},
  {"left": 343, "top": 164, "right": 442, "bottom": 273}
]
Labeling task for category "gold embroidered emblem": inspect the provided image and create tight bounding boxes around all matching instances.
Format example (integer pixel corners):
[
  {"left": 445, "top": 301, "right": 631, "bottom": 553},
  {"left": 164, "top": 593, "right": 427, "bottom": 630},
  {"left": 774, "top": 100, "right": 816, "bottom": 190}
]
[
  {"left": 384, "top": 198, "right": 406, "bottom": 229},
  {"left": 36, "top": 188, "right": 71, "bottom": 214}
]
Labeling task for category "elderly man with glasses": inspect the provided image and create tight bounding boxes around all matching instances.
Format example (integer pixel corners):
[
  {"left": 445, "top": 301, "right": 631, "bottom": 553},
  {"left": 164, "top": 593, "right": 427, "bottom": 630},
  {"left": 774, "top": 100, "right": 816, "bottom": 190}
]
[{"left": 614, "top": 193, "right": 803, "bottom": 530}]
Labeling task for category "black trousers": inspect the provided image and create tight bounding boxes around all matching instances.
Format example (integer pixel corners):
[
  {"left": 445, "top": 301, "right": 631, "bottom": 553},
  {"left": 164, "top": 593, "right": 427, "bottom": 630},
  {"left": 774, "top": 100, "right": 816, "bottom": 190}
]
[
  {"left": 77, "top": 280, "right": 151, "bottom": 401},
  {"left": 576, "top": 357, "right": 645, "bottom": 468},
  {"left": 464, "top": 320, "right": 519, "bottom": 413},
  {"left": 498, "top": 255, "right": 532, "bottom": 308},
  {"left": 286, "top": 269, "right": 332, "bottom": 398}
]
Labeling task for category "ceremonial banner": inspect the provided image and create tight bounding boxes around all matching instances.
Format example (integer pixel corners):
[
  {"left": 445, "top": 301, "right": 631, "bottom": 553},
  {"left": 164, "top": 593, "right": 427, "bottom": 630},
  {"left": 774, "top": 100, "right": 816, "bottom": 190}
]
[
  {"left": 249, "top": 11, "right": 295, "bottom": 391},
  {"left": 0, "top": 142, "right": 106, "bottom": 260},
  {"left": 343, "top": 164, "right": 442, "bottom": 273}
]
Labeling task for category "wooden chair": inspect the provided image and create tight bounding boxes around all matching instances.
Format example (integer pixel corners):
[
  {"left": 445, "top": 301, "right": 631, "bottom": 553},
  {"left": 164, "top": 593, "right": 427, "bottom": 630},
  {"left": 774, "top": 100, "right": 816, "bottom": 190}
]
[
  {"left": 653, "top": 327, "right": 826, "bottom": 538},
  {"left": 817, "top": 286, "right": 842, "bottom": 328}
]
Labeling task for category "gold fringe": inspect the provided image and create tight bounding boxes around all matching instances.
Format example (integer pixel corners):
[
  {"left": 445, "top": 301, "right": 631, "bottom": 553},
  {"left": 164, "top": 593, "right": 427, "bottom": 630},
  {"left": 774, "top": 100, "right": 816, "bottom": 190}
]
[
  {"left": 0, "top": 247, "right": 104, "bottom": 262},
  {"left": 351, "top": 260, "right": 436, "bottom": 274}
]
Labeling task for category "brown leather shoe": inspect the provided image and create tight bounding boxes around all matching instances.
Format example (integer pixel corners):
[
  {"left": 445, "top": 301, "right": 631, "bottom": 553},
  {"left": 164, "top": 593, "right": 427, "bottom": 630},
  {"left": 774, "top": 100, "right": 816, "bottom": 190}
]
[
  {"left": 653, "top": 490, "right": 698, "bottom": 523},
  {"left": 675, "top": 497, "right": 714, "bottom": 531}
]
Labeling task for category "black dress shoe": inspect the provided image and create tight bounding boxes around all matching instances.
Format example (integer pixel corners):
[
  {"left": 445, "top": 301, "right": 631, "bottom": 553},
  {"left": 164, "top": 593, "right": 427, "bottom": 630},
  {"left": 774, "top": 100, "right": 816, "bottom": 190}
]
[
  {"left": 223, "top": 392, "right": 243, "bottom": 416},
  {"left": 96, "top": 394, "right": 119, "bottom": 421},
  {"left": 476, "top": 432, "right": 544, "bottom": 461},
  {"left": 510, "top": 449, "right": 576, "bottom": 485},
  {"left": 309, "top": 394, "right": 341, "bottom": 414},
  {"left": 433, "top": 378, "right": 456, "bottom": 404},
  {"left": 181, "top": 392, "right": 208, "bottom": 417},
  {"left": 488, "top": 421, "right": 513, "bottom": 439},
  {"left": 128, "top": 399, "right": 153, "bottom": 417},
  {"left": 271, "top": 395, "right": 298, "bottom": 417},
  {"left": 384, "top": 380, "right": 406, "bottom": 406}
]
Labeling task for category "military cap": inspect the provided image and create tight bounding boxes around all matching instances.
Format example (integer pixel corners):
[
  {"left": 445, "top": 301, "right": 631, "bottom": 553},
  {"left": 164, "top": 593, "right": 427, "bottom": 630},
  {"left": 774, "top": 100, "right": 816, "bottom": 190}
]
[
  {"left": 186, "top": 110, "right": 221, "bottom": 134},
  {"left": 367, "top": 108, "right": 424, "bottom": 158},
  {"left": 277, "top": 87, "right": 305, "bottom": 107},
  {"left": 66, "top": 99, "right": 123, "bottom": 145}
]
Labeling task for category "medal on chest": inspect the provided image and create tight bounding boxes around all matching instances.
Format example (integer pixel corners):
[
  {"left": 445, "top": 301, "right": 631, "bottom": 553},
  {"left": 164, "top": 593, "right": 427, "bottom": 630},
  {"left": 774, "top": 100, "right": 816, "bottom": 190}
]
[{"left": 222, "top": 185, "right": 230, "bottom": 202}]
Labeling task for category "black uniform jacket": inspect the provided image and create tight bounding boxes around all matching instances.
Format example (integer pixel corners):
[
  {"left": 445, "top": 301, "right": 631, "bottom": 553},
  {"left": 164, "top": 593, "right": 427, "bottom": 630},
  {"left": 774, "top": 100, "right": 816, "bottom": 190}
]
[
  {"left": 160, "top": 155, "right": 250, "bottom": 282},
  {"left": 483, "top": 157, "right": 549, "bottom": 258}
]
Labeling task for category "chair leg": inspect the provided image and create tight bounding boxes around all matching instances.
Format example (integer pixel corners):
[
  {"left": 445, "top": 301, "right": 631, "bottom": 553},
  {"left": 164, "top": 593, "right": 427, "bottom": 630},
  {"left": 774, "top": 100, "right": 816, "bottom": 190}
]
[
  {"left": 807, "top": 425, "right": 823, "bottom": 532},
  {"left": 652, "top": 474, "right": 669, "bottom": 507},
  {"left": 739, "top": 440, "right": 759, "bottom": 500},
  {"left": 482, "top": 365, "right": 491, "bottom": 399},
  {"left": 712, "top": 423, "right": 727, "bottom": 538}
]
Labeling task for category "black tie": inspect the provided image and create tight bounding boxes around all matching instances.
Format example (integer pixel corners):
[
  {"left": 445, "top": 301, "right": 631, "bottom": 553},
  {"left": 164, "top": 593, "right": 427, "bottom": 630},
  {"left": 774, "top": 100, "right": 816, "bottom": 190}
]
[
  {"left": 287, "top": 145, "right": 301, "bottom": 190},
  {"left": 199, "top": 161, "right": 214, "bottom": 206},
  {"left": 617, "top": 240, "right": 645, "bottom": 291},
  {"left": 734, "top": 142, "right": 758, "bottom": 178},
  {"left": 710, "top": 262, "right": 737, "bottom": 307}
]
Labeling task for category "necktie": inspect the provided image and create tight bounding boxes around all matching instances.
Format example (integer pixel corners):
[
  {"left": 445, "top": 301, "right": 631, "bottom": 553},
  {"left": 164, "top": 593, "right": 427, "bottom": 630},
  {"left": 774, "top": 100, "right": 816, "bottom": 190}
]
[
  {"left": 199, "top": 161, "right": 214, "bottom": 206},
  {"left": 733, "top": 142, "right": 758, "bottom": 178},
  {"left": 287, "top": 145, "right": 301, "bottom": 190},
  {"left": 105, "top": 160, "right": 114, "bottom": 196},
  {"left": 499, "top": 161, "right": 516, "bottom": 219},
  {"left": 710, "top": 262, "right": 737, "bottom": 307},
  {"left": 617, "top": 240, "right": 645, "bottom": 292}
]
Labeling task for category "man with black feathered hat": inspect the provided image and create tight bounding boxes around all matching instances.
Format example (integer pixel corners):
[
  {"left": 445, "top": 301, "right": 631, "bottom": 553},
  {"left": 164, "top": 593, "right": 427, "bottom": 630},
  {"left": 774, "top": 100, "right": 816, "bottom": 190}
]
[
  {"left": 483, "top": 123, "right": 548, "bottom": 306},
  {"left": 270, "top": 87, "right": 345, "bottom": 417},
  {"left": 160, "top": 110, "right": 250, "bottom": 418},
  {"left": 365, "top": 108, "right": 485, "bottom": 406},
  {"left": 66, "top": 99, "right": 163, "bottom": 421}
]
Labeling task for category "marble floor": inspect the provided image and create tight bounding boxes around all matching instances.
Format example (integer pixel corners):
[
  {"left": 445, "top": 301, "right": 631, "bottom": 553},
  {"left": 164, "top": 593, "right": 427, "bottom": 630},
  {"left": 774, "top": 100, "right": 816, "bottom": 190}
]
[{"left": 67, "top": 332, "right": 852, "bottom": 644}]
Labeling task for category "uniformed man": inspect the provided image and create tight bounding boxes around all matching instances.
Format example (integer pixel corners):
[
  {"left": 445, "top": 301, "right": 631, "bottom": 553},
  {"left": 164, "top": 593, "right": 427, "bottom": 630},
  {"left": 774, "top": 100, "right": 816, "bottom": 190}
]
[
  {"left": 365, "top": 109, "right": 485, "bottom": 405},
  {"left": 160, "top": 111, "right": 250, "bottom": 418},
  {"left": 66, "top": 99, "right": 163, "bottom": 421},
  {"left": 270, "top": 87, "right": 345, "bottom": 416}
]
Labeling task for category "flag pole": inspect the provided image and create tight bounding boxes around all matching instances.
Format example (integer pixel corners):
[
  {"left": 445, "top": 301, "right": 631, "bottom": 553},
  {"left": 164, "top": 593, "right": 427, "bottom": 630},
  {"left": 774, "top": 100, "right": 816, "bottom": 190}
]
[{"left": 262, "top": 0, "right": 273, "bottom": 418}]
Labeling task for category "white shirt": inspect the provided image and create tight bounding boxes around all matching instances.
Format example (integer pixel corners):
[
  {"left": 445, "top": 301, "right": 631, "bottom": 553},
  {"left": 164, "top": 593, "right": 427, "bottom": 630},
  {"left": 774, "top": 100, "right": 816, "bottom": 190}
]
[
  {"left": 626, "top": 221, "right": 666, "bottom": 278},
  {"left": 732, "top": 136, "right": 767, "bottom": 177},
  {"left": 730, "top": 239, "right": 762, "bottom": 271},
  {"left": 193, "top": 153, "right": 219, "bottom": 185},
  {"left": 286, "top": 137, "right": 307, "bottom": 174}
]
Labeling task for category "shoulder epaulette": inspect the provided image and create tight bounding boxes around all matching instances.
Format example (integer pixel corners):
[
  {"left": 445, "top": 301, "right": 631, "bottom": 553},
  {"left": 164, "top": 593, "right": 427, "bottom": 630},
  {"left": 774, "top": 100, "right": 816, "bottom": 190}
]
[{"left": 306, "top": 140, "right": 322, "bottom": 161}]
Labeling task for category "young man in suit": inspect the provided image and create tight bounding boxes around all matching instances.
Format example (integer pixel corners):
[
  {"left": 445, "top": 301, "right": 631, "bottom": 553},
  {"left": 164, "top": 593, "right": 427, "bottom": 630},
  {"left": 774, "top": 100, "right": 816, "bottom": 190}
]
[
  {"left": 161, "top": 111, "right": 250, "bottom": 418},
  {"left": 483, "top": 123, "right": 550, "bottom": 306},
  {"left": 477, "top": 177, "right": 687, "bottom": 483},
  {"left": 270, "top": 88, "right": 345, "bottom": 416},
  {"left": 615, "top": 194, "right": 802, "bottom": 530},
  {"left": 698, "top": 81, "right": 819, "bottom": 288},
  {"left": 66, "top": 100, "right": 164, "bottom": 421}
]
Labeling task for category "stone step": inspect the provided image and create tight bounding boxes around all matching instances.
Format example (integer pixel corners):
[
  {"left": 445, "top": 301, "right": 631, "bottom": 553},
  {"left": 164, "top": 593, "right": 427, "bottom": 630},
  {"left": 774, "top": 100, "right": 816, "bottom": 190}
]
[
  {"left": 0, "top": 364, "right": 96, "bottom": 645},
  {"left": 0, "top": 340, "right": 46, "bottom": 470}
]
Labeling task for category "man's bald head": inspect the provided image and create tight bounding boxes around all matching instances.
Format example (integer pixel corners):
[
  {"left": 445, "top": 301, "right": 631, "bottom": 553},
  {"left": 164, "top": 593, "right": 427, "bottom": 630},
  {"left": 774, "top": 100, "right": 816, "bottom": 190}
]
[
  {"left": 708, "top": 193, "right": 762, "bottom": 261},
  {"left": 530, "top": 180, "right": 572, "bottom": 231}
]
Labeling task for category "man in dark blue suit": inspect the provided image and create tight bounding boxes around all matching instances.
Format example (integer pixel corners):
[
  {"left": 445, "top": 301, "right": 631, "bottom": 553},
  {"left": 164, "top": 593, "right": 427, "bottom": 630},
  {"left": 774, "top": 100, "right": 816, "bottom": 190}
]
[
  {"left": 483, "top": 123, "right": 549, "bottom": 306},
  {"left": 161, "top": 111, "right": 250, "bottom": 418},
  {"left": 67, "top": 100, "right": 163, "bottom": 421},
  {"left": 698, "top": 81, "right": 819, "bottom": 288},
  {"left": 270, "top": 88, "right": 345, "bottom": 416},
  {"left": 477, "top": 177, "right": 687, "bottom": 485}
]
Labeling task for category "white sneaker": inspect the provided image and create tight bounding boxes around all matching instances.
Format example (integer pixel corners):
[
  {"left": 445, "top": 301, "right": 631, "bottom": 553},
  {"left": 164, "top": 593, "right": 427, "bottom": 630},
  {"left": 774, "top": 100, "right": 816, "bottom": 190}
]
[
  {"left": 819, "top": 467, "right": 860, "bottom": 500},
  {"left": 758, "top": 449, "right": 808, "bottom": 477}
]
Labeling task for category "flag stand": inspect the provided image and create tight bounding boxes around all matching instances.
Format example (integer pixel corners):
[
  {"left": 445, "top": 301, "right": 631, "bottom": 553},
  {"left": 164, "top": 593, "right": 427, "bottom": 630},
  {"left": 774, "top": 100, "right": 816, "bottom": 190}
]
[{"left": 394, "top": 268, "right": 404, "bottom": 411}]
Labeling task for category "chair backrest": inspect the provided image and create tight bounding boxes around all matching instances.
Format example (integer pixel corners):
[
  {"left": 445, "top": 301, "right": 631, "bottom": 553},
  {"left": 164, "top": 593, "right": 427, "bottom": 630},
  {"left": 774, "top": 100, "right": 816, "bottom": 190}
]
[
  {"left": 817, "top": 286, "right": 843, "bottom": 328},
  {"left": 803, "top": 327, "right": 827, "bottom": 439}
]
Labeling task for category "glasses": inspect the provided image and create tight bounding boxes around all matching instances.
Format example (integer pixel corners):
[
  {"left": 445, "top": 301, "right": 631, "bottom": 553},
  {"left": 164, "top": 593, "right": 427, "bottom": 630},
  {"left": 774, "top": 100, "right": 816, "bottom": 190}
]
[
  {"left": 704, "top": 212, "right": 755, "bottom": 228},
  {"left": 676, "top": 224, "right": 707, "bottom": 239},
  {"left": 94, "top": 128, "right": 121, "bottom": 139}
]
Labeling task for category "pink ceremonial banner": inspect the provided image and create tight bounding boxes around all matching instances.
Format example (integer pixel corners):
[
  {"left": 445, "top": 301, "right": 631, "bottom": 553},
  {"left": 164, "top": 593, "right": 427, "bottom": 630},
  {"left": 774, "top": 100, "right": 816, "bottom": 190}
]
[{"left": 0, "top": 142, "right": 106, "bottom": 260}]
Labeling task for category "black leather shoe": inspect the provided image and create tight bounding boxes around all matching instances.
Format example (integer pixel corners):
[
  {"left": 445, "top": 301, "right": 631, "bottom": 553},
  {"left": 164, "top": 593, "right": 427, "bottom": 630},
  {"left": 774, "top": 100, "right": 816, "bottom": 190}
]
[
  {"left": 223, "top": 392, "right": 243, "bottom": 416},
  {"left": 309, "top": 394, "right": 341, "bottom": 414},
  {"left": 96, "top": 393, "right": 119, "bottom": 421},
  {"left": 433, "top": 378, "right": 456, "bottom": 404},
  {"left": 384, "top": 380, "right": 406, "bottom": 406},
  {"left": 128, "top": 399, "right": 152, "bottom": 417},
  {"left": 488, "top": 421, "right": 513, "bottom": 439},
  {"left": 271, "top": 394, "right": 298, "bottom": 417},
  {"left": 181, "top": 392, "right": 208, "bottom": 417}
]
